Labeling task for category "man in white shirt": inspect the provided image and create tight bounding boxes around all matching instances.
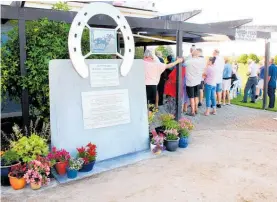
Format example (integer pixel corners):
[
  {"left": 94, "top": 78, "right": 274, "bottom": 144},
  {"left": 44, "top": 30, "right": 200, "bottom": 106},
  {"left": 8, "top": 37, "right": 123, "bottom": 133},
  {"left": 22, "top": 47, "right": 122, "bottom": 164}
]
[
  {"left": 197, "top": 48, "right": 205, "bottom": 107},
  {"left": 185, "top": 49, "right": 206, "bottom": 116},
  {"left": 243, "top": 59, "right": 259, "bottom": 103},
  {"left": 213, "top": 49, "right": 225, "bottom": 108}
]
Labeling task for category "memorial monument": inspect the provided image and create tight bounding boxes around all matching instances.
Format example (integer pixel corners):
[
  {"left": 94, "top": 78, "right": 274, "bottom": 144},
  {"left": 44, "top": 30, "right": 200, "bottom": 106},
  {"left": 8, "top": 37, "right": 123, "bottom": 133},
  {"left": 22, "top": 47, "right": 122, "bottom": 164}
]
[{"left": 49, "top": 2, "right": 149, "bottom": 161}]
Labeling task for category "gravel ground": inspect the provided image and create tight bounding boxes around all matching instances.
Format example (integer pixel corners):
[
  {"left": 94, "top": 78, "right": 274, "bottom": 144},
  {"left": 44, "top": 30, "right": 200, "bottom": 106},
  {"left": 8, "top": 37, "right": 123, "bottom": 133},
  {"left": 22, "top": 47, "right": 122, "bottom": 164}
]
[{"left": 2, "top": 105, "right": 277, "bottom": 202}]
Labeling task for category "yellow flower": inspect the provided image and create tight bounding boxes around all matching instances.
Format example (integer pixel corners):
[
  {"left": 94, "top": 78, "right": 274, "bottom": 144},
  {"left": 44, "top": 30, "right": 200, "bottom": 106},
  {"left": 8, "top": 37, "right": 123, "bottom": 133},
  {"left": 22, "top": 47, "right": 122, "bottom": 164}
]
[{"left": 0, "top": 151, "right": 4, "bottom": 157}]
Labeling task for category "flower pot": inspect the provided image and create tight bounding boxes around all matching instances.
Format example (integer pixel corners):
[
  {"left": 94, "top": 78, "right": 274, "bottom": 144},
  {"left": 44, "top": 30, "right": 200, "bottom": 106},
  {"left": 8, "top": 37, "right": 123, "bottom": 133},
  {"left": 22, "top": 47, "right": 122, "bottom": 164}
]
[
  {"left": 179, "top": 136, "right": 189, "bottom": 148},
  {"left": 164, "top": 138, "right": 179, "bottom": 152},
  {"left": 8, "top": 175, "right": 26, "bottom": 190},
  {"left": 66, "top": 168, "right": 78, "bottom": 179},
  {"left": 150, "top": 143, "right": 163, "bottom": 155},
  {"left": 79, "top": 161, "right": 95, "bottom": 172},
  {"left": 55, "top": 162, "right": 68, "bottom": 175},
  {"left": 1, "top": 162, "right": 21, "bottom": 186},
  {"left": 30, "top": 182, "right": 41, "bottom": 190}
]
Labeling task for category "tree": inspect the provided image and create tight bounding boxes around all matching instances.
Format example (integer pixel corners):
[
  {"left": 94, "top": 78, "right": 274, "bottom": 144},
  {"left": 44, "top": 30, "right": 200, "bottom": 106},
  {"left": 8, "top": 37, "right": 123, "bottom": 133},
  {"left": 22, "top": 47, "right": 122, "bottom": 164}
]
[
  {"left": 274, "top": 55, "right": 277, "bottom": 64},
  {"left": 237, "top": 54, "right": 248, "bottom": 64},
  {"left": 1, "top": 3, "right": 111, "bottom": 121},
  {"left": 155, "top": 46, "right": 174, "bottom": 58},
  {"left": 248, "top": 53, "right": 260, "bottom": 63},
  {"left": 52, "top": 1, "right": 70, "bottom": 11}
]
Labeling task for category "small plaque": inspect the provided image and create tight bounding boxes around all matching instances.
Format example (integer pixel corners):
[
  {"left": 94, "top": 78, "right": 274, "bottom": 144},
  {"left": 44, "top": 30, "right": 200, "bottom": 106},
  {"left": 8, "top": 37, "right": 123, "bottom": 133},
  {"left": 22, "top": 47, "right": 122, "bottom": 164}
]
[
  {"left": 89, "top": 64, "right": 119, "bottom": 87},
  {"left": 90, "top": 28, "right": 117, "bottom": 54}
]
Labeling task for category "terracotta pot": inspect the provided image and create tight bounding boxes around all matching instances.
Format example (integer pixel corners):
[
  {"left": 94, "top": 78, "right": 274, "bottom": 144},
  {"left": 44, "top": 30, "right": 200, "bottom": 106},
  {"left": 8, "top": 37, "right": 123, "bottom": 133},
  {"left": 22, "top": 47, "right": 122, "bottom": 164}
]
[
  {"left": 55, "top": 162, "right": 67, "bottom": 175},
  {"left": 8, "top": 175, "right": 26, "bottom": 190},
  {"left": 30, "top": 182, "right": 41, "bottom": 190},
  {"left": 1, "top": 162, "right": 21, "bottom": 186}
]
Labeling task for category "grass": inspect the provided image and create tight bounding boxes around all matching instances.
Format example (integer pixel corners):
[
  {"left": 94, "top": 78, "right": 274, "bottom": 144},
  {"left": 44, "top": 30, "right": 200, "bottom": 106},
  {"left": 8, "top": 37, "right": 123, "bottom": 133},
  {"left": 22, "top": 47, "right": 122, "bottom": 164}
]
[
  {"left": 231, "top": 95, "right": 277, "bottom": 112},
  {"left": 230, "top": 64, "right": 277, "bottom": 112}
]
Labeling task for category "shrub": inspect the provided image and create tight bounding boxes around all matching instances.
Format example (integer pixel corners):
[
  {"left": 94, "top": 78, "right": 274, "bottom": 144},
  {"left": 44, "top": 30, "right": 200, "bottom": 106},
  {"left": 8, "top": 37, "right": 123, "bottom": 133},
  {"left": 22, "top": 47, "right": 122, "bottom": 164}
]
[
  {"left": 1, "top": 150, "right": 20, "bottom": 166},
  {"left": 10, "top": 134, "right": 49, "bottom": 163},
  {"left": 1, "top": 17, "right": 111, "bottom": 121}
]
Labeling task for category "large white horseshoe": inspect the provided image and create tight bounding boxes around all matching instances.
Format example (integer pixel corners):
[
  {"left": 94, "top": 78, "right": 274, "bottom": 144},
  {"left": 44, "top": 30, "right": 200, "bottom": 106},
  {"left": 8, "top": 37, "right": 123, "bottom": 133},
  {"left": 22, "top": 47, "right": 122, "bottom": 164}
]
[{"left": 68, "top": 2, "right": 135, "bottom": 78}]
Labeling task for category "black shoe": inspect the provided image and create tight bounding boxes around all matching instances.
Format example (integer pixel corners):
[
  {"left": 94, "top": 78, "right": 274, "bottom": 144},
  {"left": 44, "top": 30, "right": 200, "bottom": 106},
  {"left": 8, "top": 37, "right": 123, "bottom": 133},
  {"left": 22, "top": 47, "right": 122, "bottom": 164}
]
[
  {"left": 216, "top": 104, "right": 221, "bottom": 108},
  {"left": 198, "top": 102, "right": 202, "bottom": 107},
  {"left": 250, "top": 101, "right": 255, "bottom": 103}
]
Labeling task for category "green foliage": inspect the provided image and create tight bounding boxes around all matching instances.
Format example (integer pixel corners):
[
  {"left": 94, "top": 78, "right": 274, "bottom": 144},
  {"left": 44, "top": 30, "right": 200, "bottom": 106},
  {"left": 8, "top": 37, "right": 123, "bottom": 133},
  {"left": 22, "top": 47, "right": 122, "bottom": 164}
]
[
  {"left": 2, "top": 118, "right": 51, "bottom": 149},
  {"left": 135, "top": 47, "right": 144, "bottom": 59},
  {"left": 52, "top": 2, "right": 70, "bottom": 11},
  {"left": 155, "top": 46, "right": 173, "bottom": 58},
  {"left": 1, "top": 18, "right": 111, "bottom": 121},
  {"left": 179, "top": 128, "right": 189, "bottom": 138},
  {"left": 11, "top": 134, "right": 49, "bottom": 163},
  {"left": 237, "top": 54, "right": 248, "bottom": 64},
  {"left": 274, "top": 55, "right": 277, "bottom": 64},
  {"left": 164, "top": 120, "right": 180, "bottom": 130},
  {"left": 248, "top": 53, "right": 260, "bottom": 63},
  {"left": 1, "top": 150, "right": 20, "bottom": 166}
]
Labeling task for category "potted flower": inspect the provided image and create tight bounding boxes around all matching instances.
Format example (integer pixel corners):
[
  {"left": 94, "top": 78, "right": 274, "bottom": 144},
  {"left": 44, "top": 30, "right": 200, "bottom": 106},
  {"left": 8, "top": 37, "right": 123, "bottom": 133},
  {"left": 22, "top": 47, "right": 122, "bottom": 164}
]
[
  {"left": 1, "top": 150, "right": 20, "bottom": 186},
  {"left": 164, "top": 129, "right": 179, "bottom": 152},
  {"left": 178, "top": 118, "right": 194, "bottom": 131},
  {"left": 24, "top": 159, "right": 51, "bottom": 190},
  {"left": 10, "top": 134, "right": 49, "bottom": 163},
  {"left": 77, "top": 143, "right": 97, "bottom": 172},
  {"left": 178, "top": 128, "right": 189, "bottom": 148},
  {"left": 66, "top": 158, "right": 84, "bottom": 179},
  {"left": 8, "top": 163, "right": 27, "bottom": 190},
  {"left": 156, "top": 114, "right": 175, "bottom": 133},
  {"left": 47, "top": 147, "right": 70, "bottom": 175},
  {"left": 150, "top": 130, "right": 164, "bottom": 155}
]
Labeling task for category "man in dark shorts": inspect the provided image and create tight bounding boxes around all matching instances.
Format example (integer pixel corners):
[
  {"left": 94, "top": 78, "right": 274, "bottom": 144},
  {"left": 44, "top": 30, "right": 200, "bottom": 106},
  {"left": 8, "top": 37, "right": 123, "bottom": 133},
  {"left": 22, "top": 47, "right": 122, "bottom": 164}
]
[{"left": 184, "top": 49, "right": 206, "bottom": 116}]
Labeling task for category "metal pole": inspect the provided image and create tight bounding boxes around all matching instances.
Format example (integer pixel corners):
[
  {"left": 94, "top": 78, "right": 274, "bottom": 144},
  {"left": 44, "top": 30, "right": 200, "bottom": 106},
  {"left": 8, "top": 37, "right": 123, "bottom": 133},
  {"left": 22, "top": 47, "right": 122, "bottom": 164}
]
[
  {"left": 175, "top": 30, "right": 183, "bottom": 120},
  {"left": 263, "top": 40, "right": 270, "bottom": 109},
  {"left": 143, "top": 46, "right": 146, "bottom": 52},
  {"left": 19, "top": 19, "right": 29, "bottom": 132}
]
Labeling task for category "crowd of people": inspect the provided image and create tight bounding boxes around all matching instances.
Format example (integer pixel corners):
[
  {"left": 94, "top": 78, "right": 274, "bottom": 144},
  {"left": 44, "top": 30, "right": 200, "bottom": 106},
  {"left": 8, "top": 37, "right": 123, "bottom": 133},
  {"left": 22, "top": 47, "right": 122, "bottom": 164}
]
[{"left": 144, "top": 45, "right": 277, "bottom": 117}]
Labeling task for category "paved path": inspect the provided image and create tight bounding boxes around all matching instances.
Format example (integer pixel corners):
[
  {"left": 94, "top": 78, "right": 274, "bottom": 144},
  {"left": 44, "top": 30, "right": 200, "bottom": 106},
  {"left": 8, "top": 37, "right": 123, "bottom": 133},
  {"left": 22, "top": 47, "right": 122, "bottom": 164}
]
[{"left": 2, "top": 105, "right": 277, "bottom": 202}]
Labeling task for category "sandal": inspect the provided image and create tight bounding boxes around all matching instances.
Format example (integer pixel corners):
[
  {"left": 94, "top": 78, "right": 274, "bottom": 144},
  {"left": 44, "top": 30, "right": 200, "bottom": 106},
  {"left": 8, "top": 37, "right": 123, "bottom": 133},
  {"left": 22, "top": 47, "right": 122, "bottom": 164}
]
[
  {"left": 204, "top": 112, "right": 209, "bottom": 116},
  {"left": 212, "top": 111, "right": 217, "bottom": 115}
]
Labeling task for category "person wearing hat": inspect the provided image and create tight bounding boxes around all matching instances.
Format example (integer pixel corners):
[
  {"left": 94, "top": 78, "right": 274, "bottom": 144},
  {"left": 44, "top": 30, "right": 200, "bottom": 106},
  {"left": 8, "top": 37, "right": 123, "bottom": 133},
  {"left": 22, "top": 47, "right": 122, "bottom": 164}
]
[{"left": 242, "top": 59, "right": 259, "bottom": 103}]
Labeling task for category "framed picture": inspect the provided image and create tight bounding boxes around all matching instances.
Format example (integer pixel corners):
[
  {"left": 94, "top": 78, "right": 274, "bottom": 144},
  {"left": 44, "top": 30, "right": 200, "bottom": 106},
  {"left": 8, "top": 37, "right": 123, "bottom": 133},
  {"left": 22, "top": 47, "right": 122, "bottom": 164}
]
[{"left": 90, "top": 28, "right": 117, "bottom": 54}]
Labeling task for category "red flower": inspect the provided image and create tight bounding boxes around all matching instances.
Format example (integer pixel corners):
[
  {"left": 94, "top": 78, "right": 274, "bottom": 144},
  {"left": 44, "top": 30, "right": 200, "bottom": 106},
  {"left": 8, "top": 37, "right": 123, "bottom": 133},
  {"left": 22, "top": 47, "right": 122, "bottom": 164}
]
[{"left": 77, "top": 147, "right": 85, "bottom": 153}]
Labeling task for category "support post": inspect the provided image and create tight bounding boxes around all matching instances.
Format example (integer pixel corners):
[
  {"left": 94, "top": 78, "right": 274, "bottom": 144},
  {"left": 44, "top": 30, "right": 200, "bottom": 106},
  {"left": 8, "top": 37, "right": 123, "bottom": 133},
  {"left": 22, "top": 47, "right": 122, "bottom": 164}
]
[
  {"left": 263, "top": 40, "right": 270, "bottom": 109},
  {"left": 143, "top": 46, "right": 146, "bottom": 52},
  {"left": 175, "top": 30, "right": 183, "bottom": 120},
  {"left": 19, "top": 19, "right": 29, "bottom": 132}
]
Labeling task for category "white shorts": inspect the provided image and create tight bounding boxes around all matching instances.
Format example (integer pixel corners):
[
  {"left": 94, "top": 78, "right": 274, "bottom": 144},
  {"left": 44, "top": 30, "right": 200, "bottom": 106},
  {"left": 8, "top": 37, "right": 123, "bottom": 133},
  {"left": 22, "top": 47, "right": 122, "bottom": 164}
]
[
  {"left": 222, "top": 79, "right": 231, "bottom": 91},
  {"left": 257, "top": 79, "right": 264, "bottom": 89}
]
